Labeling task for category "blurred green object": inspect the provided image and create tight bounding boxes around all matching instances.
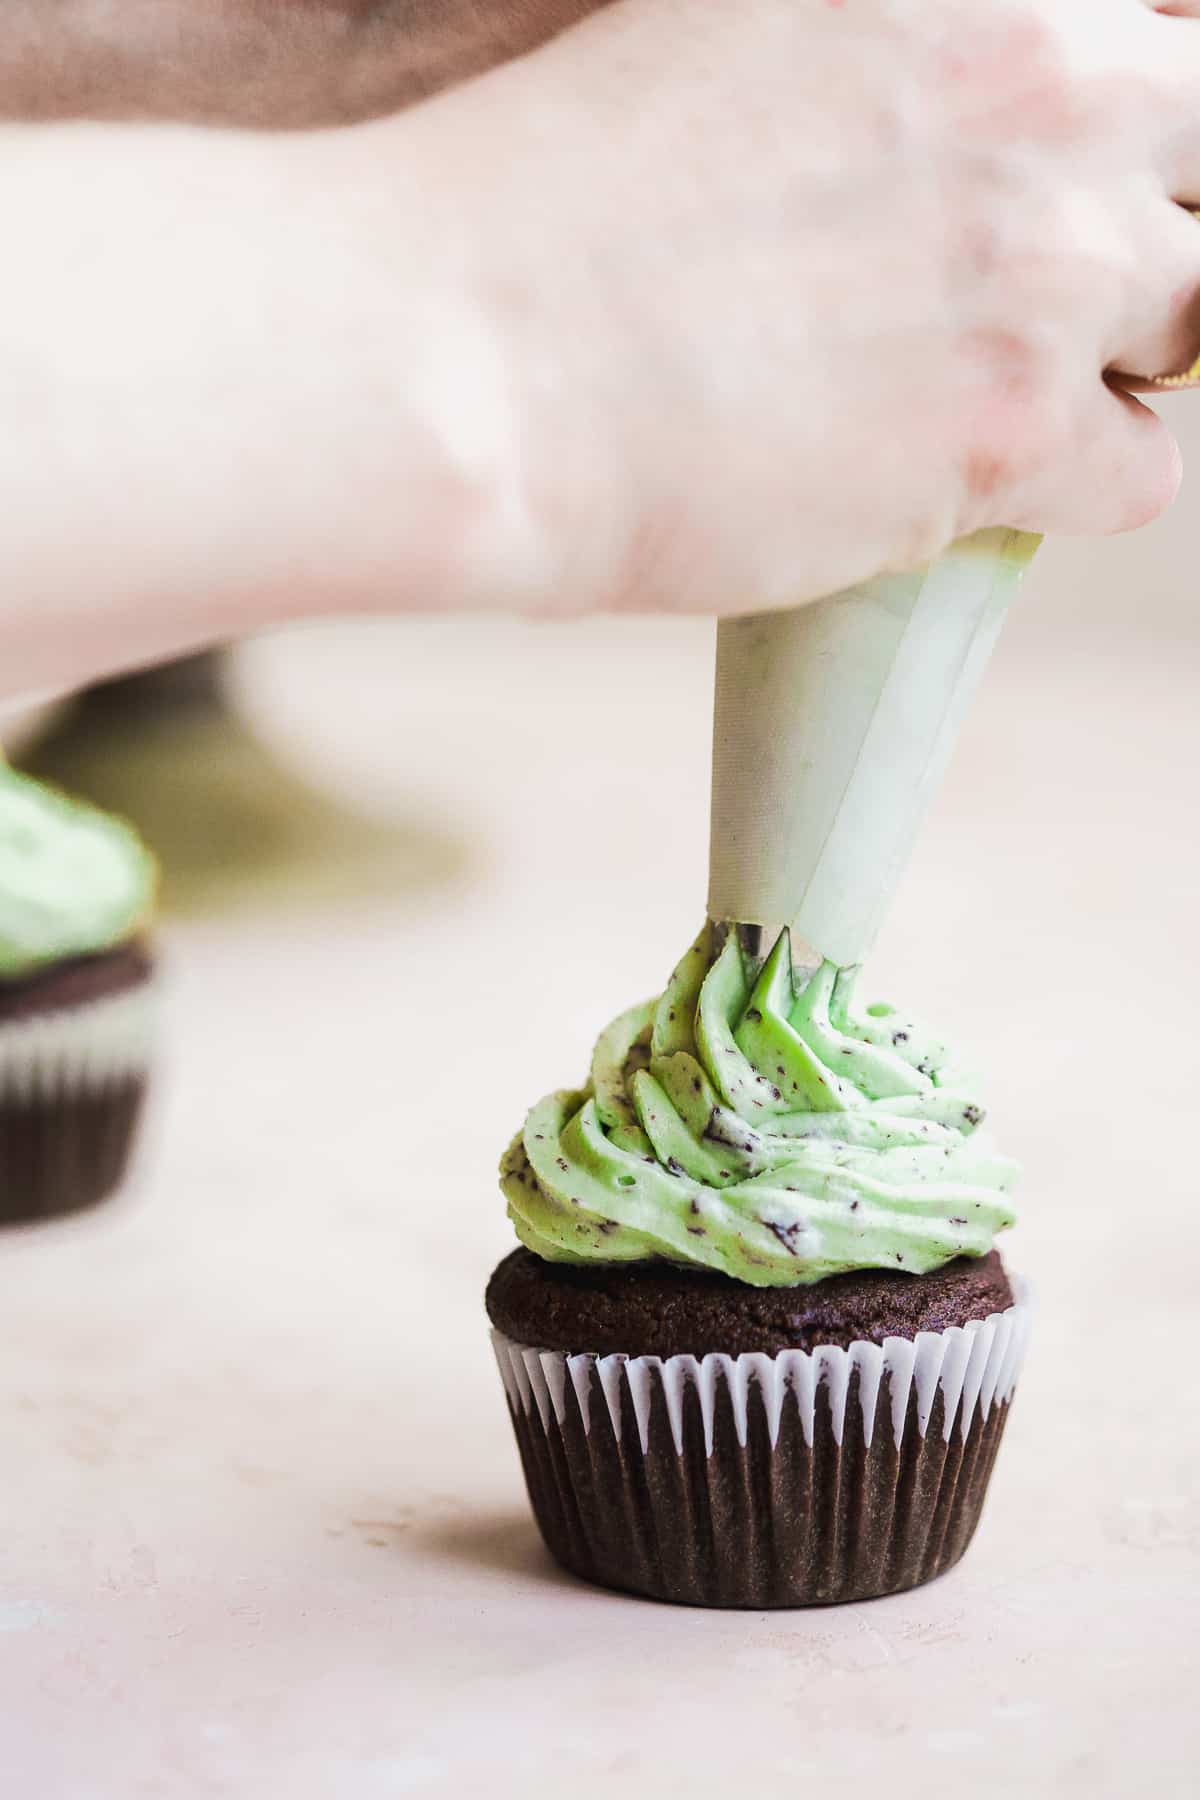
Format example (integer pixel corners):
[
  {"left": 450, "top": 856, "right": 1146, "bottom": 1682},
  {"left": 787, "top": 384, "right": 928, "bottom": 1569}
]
[{"left": 18, "top": 651, "right": 469, "bottom": 917}]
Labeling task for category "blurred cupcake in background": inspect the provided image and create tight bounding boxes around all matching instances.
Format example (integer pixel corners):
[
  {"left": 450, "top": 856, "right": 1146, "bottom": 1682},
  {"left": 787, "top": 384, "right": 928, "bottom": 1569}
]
[{"left": 0, "top": 765, "right": 158, "bottom": 1224}]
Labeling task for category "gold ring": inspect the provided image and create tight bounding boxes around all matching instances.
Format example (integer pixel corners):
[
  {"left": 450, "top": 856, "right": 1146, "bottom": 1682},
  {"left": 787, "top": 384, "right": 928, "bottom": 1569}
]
[{"left": 1144, "top": 361, "right": 1200, "bottom": 389}]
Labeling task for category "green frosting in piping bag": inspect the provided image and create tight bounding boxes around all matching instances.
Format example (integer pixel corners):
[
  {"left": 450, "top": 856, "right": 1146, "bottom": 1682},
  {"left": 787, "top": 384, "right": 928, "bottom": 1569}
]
[
  {"left": 501, "top": 925, "right": 1017, "bottom": 1288},
  {"left": 0, "top": 766, "right": 155, "bottom": 977}
]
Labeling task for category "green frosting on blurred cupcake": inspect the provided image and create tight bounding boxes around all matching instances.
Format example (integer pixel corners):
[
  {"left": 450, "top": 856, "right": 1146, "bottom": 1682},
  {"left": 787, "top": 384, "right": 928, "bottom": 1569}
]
[
  {"left": 502, "top": 924, "right": 1017, "bottom": 1288},
  {"left": 0, "top": 767, "right": 156, "bottom": 976}
]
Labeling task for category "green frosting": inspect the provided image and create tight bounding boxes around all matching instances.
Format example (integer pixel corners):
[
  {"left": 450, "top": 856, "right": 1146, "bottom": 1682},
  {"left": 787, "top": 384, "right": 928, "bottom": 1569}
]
[
  {"left": 502, "top": 925, "right": 1017, "bottom": 1288},
  {"left": 0, "top": 767, "right": 155, "bottom": 977}
]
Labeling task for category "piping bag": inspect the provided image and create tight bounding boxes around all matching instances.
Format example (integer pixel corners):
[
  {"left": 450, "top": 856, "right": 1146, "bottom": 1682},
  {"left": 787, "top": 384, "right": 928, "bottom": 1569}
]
[{"left": 707, "top": 528, "right": 1041, "bottom": 968}]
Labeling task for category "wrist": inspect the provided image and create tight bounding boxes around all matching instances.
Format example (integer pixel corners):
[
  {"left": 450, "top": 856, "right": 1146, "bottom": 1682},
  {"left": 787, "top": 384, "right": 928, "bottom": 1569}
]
[{"left": 272, "top": 111, "right": 583, "bottom": 621}]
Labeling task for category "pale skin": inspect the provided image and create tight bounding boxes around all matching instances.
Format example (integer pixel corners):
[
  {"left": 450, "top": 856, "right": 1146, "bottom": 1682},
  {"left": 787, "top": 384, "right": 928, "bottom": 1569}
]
[{"left": 2, "top": 0, "right": 1199, "bottom": 700}]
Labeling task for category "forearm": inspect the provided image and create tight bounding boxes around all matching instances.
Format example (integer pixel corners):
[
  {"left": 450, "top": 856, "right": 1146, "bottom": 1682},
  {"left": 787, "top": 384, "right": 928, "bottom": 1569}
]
[
  {"left": 0, "top": 117, "right": 543, "bottom": 699},
  {"left": 0, "top": 72, "right": 930, "bottom": 704}
]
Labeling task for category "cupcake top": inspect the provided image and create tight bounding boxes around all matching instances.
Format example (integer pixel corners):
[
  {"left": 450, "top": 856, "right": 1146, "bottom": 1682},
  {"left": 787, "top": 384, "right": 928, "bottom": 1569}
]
[
  {"left": 0, "top": 767, "right": 156, "bottom": 979},
  {"left": 501, "top": 924, "right": 1018, "bottom": 1289}
]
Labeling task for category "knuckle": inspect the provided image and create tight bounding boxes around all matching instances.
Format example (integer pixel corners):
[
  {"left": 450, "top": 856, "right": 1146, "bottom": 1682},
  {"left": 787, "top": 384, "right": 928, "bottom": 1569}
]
[
  {"left": 959, "top": 327, "right": 1073, "bottom": 510},
  {"left": 1127, "top": 426, "right": 1183, "bottom": 529},
  {"left": 937, "top": 3, "right": 1145, "bottom": 150},
  {"left": 1090, "top": 406, "right": 1181, "bottom": 533}
]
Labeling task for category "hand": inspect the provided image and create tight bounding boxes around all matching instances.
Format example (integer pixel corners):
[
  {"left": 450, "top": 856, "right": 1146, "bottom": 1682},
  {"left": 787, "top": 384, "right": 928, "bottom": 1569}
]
[
  {"left": 365, "top": 0, "right": 1200, "bottom": 611},
  {"left": 4, "top": 0, "right": 1200, "bottom": 696}
]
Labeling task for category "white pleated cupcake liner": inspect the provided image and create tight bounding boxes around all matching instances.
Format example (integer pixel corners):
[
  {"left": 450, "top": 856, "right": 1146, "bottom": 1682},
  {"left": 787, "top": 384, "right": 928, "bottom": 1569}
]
[
  {"left": 493, "top": 1278, "right": 1031, "bottom": 1606},
  {"left": 493, "top": 1277, "right": 1031, "bottom": 1457},
  {"left": 0, "top": 980, "right": 159, "bottom": 1103}
]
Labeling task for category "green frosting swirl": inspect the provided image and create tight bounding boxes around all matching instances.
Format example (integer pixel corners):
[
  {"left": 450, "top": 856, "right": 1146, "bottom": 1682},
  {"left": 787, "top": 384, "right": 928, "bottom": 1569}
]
[
  {"left": 0, "top": 767, "right": 156, "bottom": 977},
  {"left": 501, "top": 926, "right": 1017, "bottom": 1288}
]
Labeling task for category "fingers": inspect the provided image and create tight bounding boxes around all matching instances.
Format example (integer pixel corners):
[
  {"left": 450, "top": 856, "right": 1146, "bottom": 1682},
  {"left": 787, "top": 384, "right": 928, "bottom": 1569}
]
[
  {"left": 1144, "top": 6, "right": 1200, "bottom": 196},
  {"left": 1006, "top": 385, "right": 1181, "bottom": 535},
  {"left": 1110, "top": 196, "right": 1200, "bottom": 381}
]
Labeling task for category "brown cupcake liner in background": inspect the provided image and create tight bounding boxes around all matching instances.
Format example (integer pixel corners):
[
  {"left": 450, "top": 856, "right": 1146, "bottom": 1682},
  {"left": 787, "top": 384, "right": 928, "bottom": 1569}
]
[
  {"left": 0, "top": 973, "right": 157, "bottom": 1225},
  {"left": 0, "top": 1079, "right": 149, "bottom": 1224},
  {"left": 493, "top": 1287, "right": 1029, "bottom": 1609}
]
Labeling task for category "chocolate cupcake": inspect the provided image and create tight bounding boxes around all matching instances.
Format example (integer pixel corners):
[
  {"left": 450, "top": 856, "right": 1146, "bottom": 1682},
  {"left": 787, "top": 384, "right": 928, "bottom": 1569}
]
[
  {"left": 0, "top": 767, "right": 158, "bottom": 1224},
  {"left": 487, "top": 924, "right": 1030, "bottom": 1608}
]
